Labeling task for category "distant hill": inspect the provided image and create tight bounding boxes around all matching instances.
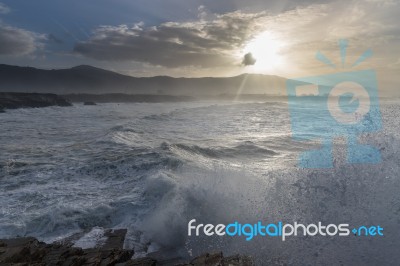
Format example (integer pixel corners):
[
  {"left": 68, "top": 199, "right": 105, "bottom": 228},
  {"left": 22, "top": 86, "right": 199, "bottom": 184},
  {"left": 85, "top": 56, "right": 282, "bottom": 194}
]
[{"left": 0, "top": 64, "right": 286, "bottom": 96}]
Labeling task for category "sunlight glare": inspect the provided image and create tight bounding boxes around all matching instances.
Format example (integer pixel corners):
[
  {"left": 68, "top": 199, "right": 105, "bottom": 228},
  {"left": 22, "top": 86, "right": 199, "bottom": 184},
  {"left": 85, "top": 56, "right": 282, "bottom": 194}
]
[{"left": 244, "top": 32, "right": 285, "bottom": 71}]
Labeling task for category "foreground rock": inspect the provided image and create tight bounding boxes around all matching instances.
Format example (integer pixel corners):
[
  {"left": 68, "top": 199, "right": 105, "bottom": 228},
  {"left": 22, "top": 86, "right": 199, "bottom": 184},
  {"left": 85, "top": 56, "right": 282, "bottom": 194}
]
[
  {"left": 0, "top": 92, "right": 72, "bottom": 111},
  {"left": 0, "top": 229, "right": 133, "bottom": 266},
  {"left": 0, "top": 232, "right": 254, "bottom": 265},
  {"left": 179, "top": 252, "right": 254, "bottom": 266}
]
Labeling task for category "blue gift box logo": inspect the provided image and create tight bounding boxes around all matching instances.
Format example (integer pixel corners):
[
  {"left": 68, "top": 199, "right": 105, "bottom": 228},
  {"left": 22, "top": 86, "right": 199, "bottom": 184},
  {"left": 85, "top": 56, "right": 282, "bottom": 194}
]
[{"left": 287, "top": 40, "right": 382, "bottom": 168}]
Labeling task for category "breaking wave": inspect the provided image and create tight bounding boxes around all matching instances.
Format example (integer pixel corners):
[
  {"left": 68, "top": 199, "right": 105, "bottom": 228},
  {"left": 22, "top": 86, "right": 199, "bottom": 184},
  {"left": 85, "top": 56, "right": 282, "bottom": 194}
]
[{"left": 1, "top": 101, "right": 400, "bottom": 265}]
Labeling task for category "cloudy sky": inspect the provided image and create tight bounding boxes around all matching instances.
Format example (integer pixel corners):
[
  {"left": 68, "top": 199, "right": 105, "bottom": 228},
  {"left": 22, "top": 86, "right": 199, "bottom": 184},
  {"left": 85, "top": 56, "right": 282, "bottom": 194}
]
[{"left": 0, "top": 0, "right": 399, "bottom": 94}]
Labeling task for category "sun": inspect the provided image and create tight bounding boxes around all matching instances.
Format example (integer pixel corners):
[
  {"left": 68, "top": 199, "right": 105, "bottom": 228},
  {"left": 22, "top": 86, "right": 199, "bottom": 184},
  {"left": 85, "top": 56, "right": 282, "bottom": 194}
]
[{"left": 243, "top": 32, "right": 285, "bottom": 71}]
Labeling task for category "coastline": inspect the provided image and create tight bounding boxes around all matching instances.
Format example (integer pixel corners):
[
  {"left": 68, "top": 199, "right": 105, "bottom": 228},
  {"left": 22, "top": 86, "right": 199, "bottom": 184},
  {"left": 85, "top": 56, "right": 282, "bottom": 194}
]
[
  {"left": 0, "top": 92, "right": 72, "bottom": 112},
  {"left": 0, "top": 230, "right": 254, "bottom": 265}
]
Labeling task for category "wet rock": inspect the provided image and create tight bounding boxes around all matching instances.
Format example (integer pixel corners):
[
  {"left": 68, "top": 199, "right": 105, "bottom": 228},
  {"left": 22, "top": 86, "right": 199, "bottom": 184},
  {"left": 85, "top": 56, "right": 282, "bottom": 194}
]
[
  {"left": 117, "top": 257, "right": 157, "bottom": 266},
  {"left": 224, "top": 254, "right": 255, "bottom": 266},
  {"left": 0, "top": 236, "right": 254, "bottom": 266},
  {"left": 0, "top": 237, "right": 134, "bottom": 266},
  {"left": 179, "top": 252, "right": 254, "bottom": 266},
  {"left": 103, "top": 229, "right": 127, "bottom": 250},
  {"left": 0, "top": 92, "right": 72, "bottom": 111},
  {"left": 189, "top": 252, "right": 224, "bottom": 265}
]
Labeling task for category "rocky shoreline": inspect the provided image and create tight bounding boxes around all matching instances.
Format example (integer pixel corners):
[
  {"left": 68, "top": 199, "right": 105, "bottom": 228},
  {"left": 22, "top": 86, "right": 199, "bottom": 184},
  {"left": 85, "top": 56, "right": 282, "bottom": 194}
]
[
  {"left": 0, "top": 92, "right": 72, "bottom": 112},
  {"left": 0, "top": 230, "right": 254, "bottom": 265}
]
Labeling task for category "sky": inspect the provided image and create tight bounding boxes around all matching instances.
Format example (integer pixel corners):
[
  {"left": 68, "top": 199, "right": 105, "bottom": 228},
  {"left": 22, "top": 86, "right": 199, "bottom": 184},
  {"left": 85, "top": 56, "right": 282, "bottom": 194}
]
[{"left": 0, "top": 0, "right": 399, "bottom": 94}]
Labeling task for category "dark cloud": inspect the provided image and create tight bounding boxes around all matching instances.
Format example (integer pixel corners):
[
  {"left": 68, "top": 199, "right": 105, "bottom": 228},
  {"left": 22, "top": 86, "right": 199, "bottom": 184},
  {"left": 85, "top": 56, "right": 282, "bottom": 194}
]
[
  {"left": 73, "top": 1, "right": 400, "bottom": 70},
  {"left": 73, "top": 12, "right": 266, "bottom": 67},
  {"left": 242, "top": 52, "right": 256, "bottom": 65},
  {"left": 0, "top": 24, "right": 44, "bottom": 56},
  {"left": 0, "top": 2, "right": 44, "bottom": 56}
]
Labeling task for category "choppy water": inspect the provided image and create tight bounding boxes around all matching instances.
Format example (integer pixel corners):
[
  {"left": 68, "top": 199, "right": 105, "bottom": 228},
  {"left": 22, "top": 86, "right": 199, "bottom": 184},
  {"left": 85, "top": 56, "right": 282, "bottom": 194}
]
[{"left": 1, "top": 101, "right": 400, "bottom": 265}]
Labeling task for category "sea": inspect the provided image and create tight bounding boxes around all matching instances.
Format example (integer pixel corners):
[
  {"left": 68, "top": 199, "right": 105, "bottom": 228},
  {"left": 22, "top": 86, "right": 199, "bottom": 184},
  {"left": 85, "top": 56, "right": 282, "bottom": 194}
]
[{"left": 1, "top": 100, "right": 400, "bottom": 265}]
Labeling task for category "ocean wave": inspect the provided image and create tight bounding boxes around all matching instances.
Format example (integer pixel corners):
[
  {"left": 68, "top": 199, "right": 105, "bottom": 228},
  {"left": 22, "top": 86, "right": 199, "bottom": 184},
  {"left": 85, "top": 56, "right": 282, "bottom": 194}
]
[
  {"left": 1, "top": 102, "right": 400, "bottom": 265},
  {"left": 162, "top": 142, "right": 278, "bottom": 160},
  {"left": 73, "top": 152, "right": 183, "bottom": 180}
]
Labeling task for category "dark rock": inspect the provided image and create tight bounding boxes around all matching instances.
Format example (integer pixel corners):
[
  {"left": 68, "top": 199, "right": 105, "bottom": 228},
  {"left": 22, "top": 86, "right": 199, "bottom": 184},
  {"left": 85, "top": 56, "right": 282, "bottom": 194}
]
[
  {"left": 0, "top": 92, "right": 72, "bottom": 111},
  {"left": 146, "top": 246, "right": 185, "bottom": 264},
  {"left": 0, "top": 237, "right": 40, "bottom": 264},
  {"left": 0, "top": 236, "right": 134, "bottom": 266},
  {"left": 178, "top": 252, "right": 254, "bottom": 266},
  {"left": 224, "top": 254, "right": 255, "bottom": 266},
  {"left": 82, "top": 248, "right": 134, "bottom": 266},
  {"left": 189, "top": 252, "right": 223, "bottom": 265},
  {"left": 119, "top": 257, "right": 157, "bottom": 266},
  {"left": 0, "top": 235, "right": 254, "bottom": 266},
  {"left": 103, "top": 229, "right": 127, "bottom": 250}
]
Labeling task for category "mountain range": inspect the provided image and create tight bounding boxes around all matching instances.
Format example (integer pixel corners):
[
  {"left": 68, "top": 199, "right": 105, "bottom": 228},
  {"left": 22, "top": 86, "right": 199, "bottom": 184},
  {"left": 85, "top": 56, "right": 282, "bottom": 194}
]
[{"left": 0, "top": 64, "right": 286, "bottom": 96}]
